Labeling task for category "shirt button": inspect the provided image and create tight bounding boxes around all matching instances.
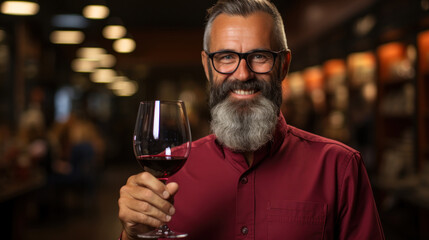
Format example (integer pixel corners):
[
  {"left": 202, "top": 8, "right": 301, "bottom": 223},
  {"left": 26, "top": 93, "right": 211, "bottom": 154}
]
[
  {"left": 240, "top": 177, "right": 248, "bottom": 184},
  {"left": 241, "top": 226, "right": 249, "bottom": 235}
]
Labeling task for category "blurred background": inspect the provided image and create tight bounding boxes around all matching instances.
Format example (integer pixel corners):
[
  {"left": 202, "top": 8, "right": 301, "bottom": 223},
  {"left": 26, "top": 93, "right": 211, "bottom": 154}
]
[{"left": 0, "top": 0, "right": 428, "bottom": 239}]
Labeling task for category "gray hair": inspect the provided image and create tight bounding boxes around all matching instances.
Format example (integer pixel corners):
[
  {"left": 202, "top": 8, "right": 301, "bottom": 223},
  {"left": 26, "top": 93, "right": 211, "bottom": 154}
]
[
  {"left": 203, "top": 0, "right": 288, "bottom": 52},
  {"left": 210, "top": 95, "right": 278, "bottom": 152}
]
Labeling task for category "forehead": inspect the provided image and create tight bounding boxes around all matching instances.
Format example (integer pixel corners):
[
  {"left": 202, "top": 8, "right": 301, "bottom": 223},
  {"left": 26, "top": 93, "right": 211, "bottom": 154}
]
[{"left": 209, "top": 11, "right": 275, "bottom": 52}]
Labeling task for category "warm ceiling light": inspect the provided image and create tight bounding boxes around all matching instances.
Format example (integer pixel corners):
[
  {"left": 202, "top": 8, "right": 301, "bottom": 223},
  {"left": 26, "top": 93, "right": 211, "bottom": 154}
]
[
  {"left": 110, "top": 79, "right": 138, "bottom": 96},
  {"left": 71, "top": 58, "right": 98, "bottom": 73},
  {"left": 102, "top": 25, "right": 126, "bottom": 39},
  {"left": 50, "top": 30, "right": 85, "bottom": 44},
  {"left": 76, "top": 47, "right": 106, "bottom": 60},
  {"left": 108, "top": 76, "right": 128, "bottom": 89},
  {"left": 82, "top": 5, "right": 109, "bottom": 19},
  {"left": 98, "top": 54, "right": 116, "bottom": 68},
  {"left": 1, "top": 0, "right": 39, "bottom": 16},
  {"left": 113, "top": 38, "right": 136, "bottom": 53},
  {"left": 90, "top": 68, "right": 116, "bottom": 83}
]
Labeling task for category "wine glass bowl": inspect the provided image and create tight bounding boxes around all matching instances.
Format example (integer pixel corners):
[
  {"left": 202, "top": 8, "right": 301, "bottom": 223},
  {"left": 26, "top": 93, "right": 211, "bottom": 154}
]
[{"left": 133, "top": 100, "right": 191, "bottom": 238}]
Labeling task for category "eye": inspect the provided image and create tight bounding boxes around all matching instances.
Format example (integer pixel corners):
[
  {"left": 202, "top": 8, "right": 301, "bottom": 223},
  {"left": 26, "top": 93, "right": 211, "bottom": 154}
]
[
  {"left": 214, "top": 53, "right": 238, "bottom": 64},
  {"left": 249, "top": 52, "right": 272, "bottom": 63}
]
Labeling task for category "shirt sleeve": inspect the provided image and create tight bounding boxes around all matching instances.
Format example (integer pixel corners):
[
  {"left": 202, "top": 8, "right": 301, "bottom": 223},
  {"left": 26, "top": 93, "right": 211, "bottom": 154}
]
[{"left": 337, "top": 152, "right": 385, "bottom": 240}]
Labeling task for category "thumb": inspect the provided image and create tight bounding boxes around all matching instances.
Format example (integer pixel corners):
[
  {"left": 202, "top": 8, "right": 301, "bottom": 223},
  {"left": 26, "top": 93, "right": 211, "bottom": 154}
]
[{"left": 166, "top": 182, "right": 179, "bottom": 196}]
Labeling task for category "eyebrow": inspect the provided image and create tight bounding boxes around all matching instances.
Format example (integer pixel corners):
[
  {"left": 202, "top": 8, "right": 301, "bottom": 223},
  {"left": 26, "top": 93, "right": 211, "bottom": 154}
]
[{"left": 210, "top": 48, "right": 272, "bottom": 53}]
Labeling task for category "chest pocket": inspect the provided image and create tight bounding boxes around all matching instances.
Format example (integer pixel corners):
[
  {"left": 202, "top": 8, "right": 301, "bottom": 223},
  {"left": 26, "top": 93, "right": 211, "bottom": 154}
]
[{"left": 266, "top": 200, "right": 327, "bottom": 240}]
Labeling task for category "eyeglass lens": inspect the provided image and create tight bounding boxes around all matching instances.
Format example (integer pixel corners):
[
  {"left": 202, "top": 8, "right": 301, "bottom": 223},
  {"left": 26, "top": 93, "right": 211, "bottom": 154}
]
[{"left": 212, "top": 51, "right": 275, "bottom": 74}]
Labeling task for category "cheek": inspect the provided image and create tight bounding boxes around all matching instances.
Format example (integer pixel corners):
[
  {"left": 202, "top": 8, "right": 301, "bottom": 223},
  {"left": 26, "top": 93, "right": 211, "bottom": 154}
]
[
  {"left": 257, "top": 74, "right": 274, "bottom": 85},
  {"left": 208, "top": 63, "right": 225, "bottom": 85},
  {"left": 211, "top": 73, "right": 228, "bottom": 86},
  {"left": 262, "top": 75, "right": 273, "bottom": 83},
  {"left": 268, "top": 66, "right": 282, "bottom": 83}
]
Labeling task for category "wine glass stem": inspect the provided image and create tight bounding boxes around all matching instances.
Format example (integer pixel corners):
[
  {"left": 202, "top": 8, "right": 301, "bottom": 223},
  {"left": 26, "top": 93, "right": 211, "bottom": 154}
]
[
  {"left": 159, "top": 178, "right": 177, "bottom": 235},
  {"left": 158, "top": 224, "right": 170, "bottom": 235}
]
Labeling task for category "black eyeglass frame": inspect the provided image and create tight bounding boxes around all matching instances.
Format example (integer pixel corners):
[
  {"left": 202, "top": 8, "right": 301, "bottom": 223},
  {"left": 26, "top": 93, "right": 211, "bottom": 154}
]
[{"left": 205, "top": 49, "right": 286, "bottom": 74}]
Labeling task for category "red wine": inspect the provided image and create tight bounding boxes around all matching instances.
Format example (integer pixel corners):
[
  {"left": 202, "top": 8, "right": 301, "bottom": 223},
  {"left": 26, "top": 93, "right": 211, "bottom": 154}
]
[{"left": 137, "top": 155, "right": 187, "bottom": 178}]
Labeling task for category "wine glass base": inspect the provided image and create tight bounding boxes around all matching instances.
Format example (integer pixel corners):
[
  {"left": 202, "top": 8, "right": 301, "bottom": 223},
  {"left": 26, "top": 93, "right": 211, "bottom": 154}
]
[{"left": 137, "top": 226, "right": 188, "bottom": 239}]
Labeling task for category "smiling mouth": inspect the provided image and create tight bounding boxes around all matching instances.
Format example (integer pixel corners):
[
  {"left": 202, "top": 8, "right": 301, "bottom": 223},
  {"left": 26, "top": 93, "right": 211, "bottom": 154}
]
[{"left": 232, "top": 89, "right": 257, "bottom": 95}]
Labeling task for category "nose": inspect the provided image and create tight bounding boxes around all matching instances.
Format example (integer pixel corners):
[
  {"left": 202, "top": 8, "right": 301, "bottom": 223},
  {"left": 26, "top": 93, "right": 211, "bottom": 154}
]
[{"left": 232, "top": 58, "right": 253, "bottom": 81}]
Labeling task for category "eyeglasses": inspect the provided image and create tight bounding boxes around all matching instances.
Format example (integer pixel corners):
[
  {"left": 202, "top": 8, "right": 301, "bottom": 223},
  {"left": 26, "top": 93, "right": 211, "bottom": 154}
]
[{"left": 206, "top": 49, "right": 285, "bottom": 74}]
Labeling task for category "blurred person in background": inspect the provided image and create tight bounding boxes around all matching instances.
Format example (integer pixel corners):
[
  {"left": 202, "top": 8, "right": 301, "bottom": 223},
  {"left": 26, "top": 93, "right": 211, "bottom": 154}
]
[
  {"left": 46, "top": 111, "right": 105, "bottom": 212},
  {"left": 118, "top": 0, "right": 385, "bottom": 239},
  {"left": 49, "top": 112, "right": 105, "bottom": 178}
]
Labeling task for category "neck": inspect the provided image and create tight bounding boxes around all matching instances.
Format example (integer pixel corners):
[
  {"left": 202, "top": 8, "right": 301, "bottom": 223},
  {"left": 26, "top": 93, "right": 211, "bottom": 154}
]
[{"left": 243, "top": 152, "right": 254, "bottom": 166}]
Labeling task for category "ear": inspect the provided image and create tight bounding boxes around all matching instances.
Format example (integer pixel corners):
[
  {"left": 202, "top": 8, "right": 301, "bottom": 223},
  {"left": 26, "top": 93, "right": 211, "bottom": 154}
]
[
  {"left": 201, "top": 51, "right": 210, "bottom": 81},
  {"left": 280, "top": 50, "right": 291, "bottom": 81}
]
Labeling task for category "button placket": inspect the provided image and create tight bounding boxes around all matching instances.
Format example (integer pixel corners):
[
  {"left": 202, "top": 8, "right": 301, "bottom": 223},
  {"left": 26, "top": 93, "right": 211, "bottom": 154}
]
[{"left": 236, "top": 171, "right": 254, "bottom": 239}]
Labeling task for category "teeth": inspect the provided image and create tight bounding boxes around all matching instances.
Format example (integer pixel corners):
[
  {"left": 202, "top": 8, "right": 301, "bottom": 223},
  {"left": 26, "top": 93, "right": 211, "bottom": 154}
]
[{"left": 233, "top": 89, "right": 255, "bottom": 95}]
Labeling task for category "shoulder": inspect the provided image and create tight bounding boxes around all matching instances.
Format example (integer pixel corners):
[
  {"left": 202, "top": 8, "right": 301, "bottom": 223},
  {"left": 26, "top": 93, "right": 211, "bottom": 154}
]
[
  {"left": 188, "top": 134, "right": 227, "bottom": 161},
  {"left": 189, "top": 134, "right": 222, "bottom": 155},
  {"left": 288, "top": 125, "right": 358, "bottom": 154},
  {"left": 191, "top": 134, "right": 216, "bottom": 148},
  {"left": 285, "top": 126, "right": 366, "bottom": 191},
  {"left": 285, "top": 125, "right": 361, "bottom": 167}
]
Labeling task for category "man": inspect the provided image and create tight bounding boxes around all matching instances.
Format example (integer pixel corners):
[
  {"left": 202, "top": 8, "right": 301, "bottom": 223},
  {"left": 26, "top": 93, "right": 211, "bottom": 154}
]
[{"left": 118, "top": 0, "right": 385, "bottom": 239}]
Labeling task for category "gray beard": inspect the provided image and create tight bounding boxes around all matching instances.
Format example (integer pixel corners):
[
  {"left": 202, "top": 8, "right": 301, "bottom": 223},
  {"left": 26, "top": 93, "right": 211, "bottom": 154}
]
[{"left": 210, "top": 96, "right": 278, "bottom": 152}]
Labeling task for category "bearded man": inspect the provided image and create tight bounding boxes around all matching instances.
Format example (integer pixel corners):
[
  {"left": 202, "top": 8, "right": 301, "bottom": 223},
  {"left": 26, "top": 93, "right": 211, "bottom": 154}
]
[{"left": 118, "top": 0, "right": 385, "bottom": 239}]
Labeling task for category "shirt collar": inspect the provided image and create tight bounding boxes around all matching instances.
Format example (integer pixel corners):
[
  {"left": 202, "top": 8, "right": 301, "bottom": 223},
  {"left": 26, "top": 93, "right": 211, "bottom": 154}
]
[{"left": 252, "top": 113, "right": 288, "bottom": 166}]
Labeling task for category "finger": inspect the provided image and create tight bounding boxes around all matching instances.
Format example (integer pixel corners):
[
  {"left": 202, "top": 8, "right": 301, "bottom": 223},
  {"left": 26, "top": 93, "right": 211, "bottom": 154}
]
[
  {"left": 119, "top": 196, "right": 172, "bottom": 225},
  {"left": 166, "top": 182, "right": 179, "bottom": 196},
  {"left": 130, "top": 172, "right": 170, "bottom": 199},
  {"left": 129, "top": 198, "right": 172, "bottom": 223},
  {"left": 120, "top": 183, "right": 174, "bottom": 216},
  {"left": 119, "top": 203, "right": 163, "bottom": 229}
]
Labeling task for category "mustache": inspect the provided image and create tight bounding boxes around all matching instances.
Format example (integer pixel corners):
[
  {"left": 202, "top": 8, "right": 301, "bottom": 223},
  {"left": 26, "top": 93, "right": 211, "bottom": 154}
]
[{"left": 209, "top": 78, "right": 272, "bottom": 108}]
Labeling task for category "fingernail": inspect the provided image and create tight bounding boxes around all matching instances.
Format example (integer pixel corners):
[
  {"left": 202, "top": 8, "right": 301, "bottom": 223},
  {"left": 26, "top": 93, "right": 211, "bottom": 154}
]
[
  {"left": 169, "top": 206, "right": 175, "bottom": 215},
  {"left": 165, "top": 215, "right": 171, "bottom": 222},
  {"left": 162, "top": 191, "right": 170, "bottom": 199}
]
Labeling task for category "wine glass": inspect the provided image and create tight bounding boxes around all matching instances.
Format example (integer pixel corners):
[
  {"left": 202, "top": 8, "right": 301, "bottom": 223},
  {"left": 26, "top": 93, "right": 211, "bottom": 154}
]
[{"left": 133, "top": 100, "right": 191, "bottom": 239}]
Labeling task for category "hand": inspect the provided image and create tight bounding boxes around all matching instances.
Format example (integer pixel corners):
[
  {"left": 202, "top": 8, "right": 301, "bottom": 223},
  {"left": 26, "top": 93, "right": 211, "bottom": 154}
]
[{"left": 118, "top": 172, "right": 179, "bottom": 240}]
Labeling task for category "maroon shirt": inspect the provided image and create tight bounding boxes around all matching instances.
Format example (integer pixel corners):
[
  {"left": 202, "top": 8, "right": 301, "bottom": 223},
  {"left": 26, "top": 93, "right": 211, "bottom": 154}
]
[{"left": 169, "top": 114, "right": 384, "bottom": 240}]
